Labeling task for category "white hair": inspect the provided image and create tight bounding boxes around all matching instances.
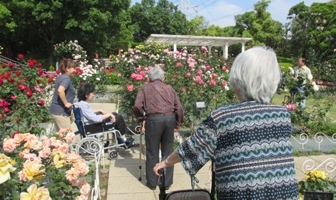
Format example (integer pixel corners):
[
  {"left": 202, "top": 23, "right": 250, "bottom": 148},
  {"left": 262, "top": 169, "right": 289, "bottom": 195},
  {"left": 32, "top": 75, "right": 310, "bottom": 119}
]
[
  {"left": 229, "top": 46, "right": 281, "bottom": 103},
  {"left": 147, "top": 65, "right": 164, "bottom": 81}
]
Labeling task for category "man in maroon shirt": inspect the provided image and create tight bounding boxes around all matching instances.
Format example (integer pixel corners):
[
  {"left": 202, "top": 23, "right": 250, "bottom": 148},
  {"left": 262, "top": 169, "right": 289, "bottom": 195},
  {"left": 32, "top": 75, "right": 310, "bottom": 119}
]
[{"left": 133, "top": 65, "right": 184, "bottom": 190}]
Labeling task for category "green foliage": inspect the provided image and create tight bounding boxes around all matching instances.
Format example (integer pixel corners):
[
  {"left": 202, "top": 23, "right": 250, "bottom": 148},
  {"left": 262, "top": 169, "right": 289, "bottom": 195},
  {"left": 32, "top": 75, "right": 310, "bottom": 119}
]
[
  {"left": 111, "top": 43, "right": 236, "bottom": 129},
  {"left": 287, "top": 2, "right": 336, "bottom": 62},
  {"left": 235, "top": 0, "right": 283, "bottom": 48},
  {"left": 0, "top": 0, "right": 132, "bottom": 63},
  {"left": 281, "top": 71, "right": 336, "bottom": 136},
  {"left": 48, "top": 65, "right": 55, "bottom": 71},
  {"left": 129, "top": 0, "right": 188, "bottom": 43},
  {"left": 0, "top": 56, "right": 54, "bottom": 141},
  {"left": 104, "top": 72, "right": 119, "bottom": 85}
]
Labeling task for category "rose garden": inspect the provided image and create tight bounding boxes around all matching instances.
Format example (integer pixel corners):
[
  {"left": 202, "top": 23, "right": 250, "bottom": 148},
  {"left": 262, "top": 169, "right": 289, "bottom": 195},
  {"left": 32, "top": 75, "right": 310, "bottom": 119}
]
[
  {"left": 2, "top": 0, "right": 336, "bottom": 198},
  {"left": 0, "top": 40, "right": 336, "bottom": 199}
]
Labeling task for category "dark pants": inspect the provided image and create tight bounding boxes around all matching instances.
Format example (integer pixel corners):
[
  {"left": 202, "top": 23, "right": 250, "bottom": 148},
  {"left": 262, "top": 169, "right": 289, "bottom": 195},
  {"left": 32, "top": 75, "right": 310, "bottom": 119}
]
[
  {"left": 145, "top": 114, "right": 175, "bottom": 187},
  {"left": 86, "top": 112, "right": 126, "bottom": 136}
]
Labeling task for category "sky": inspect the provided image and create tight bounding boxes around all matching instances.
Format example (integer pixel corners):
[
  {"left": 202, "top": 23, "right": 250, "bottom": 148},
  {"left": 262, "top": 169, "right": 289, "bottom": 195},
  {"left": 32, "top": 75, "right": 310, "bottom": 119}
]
[{"left": 131, "top": 0, "right": 327, "bottom": 27}]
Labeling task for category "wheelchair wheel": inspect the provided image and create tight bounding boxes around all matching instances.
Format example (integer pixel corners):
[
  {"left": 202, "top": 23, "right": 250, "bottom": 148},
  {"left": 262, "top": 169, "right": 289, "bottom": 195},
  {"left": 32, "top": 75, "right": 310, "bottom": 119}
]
[
  {"left": 109, "top": 150, "right": 118, "bottom": 160},
  {"left": 75, "top": 137, "right": 102, "bottom": 162}
]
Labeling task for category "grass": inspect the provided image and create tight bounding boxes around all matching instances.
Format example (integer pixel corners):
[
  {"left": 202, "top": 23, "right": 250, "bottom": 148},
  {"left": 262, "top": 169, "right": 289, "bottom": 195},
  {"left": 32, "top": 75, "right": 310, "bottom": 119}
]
[
  {"left": 293, "top": 150, "right": 336, "bottom": 157},
  {"left": 272, "top": 92, "right": 336, "bottom": 120}
]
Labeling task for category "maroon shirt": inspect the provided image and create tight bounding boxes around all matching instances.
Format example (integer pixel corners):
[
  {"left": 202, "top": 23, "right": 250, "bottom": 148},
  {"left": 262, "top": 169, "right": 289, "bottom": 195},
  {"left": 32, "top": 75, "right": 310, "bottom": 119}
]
[{"left": 133, "top": 80, "right": 184, "bottom": 127}]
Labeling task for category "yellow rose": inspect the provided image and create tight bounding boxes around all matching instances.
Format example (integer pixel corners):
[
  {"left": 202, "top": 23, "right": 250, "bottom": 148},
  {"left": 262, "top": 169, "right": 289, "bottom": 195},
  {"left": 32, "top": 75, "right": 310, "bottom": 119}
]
[
  {"left": 20, "top": 184, "right": 52, "bottom": 200},
  {"left": 23, "top": 160, "right": 45, "bottom": 183},
  {"left": 0, "top": 153, "right": 16, "bottom": 184},
  {"left": 53, "top": 151, "right": 66, "bottom": 168},
  {"left": 314, "top": 170, "right": 327, "bottom": 179}
]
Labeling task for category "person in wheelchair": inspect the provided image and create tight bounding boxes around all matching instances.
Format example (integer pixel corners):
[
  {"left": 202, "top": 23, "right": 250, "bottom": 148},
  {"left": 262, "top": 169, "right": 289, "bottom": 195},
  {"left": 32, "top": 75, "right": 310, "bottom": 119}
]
[{"left": 76, "top": 83, "right": 134, "bottom": 148}]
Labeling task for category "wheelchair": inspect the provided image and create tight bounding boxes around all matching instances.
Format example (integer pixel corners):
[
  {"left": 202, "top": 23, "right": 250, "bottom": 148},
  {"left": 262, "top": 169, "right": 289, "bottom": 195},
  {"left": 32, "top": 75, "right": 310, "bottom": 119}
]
[{"left": 73, "top": 105, "right": 137, "bottom": 160}]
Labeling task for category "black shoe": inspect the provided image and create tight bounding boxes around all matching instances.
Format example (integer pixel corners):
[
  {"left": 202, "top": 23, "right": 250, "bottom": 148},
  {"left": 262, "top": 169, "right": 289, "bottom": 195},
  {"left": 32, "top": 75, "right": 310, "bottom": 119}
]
[
  {"left": 126, "top": 142, "right": 134, "bottom": 149},
  {"left": 125, "top": 137, "right": 134, "bottom": 144},
  {"left": 146, "top": 182, "right": 156, "bottom": 190}
]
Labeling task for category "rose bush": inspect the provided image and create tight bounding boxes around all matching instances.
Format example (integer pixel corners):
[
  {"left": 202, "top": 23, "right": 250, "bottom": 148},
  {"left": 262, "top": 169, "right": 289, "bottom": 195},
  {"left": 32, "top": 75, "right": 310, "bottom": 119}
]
[
  {"left": 0, "top": 129, "right": 92, "bottom": 200},
  {"left": 110, "top": 43, "right": 236, "bottom": 130},
  {"left": 53, "top": 40, "right": 106, "bottom": 91},
  {"left": 0, "top": 55, "right": 55, "bottom": 141}
]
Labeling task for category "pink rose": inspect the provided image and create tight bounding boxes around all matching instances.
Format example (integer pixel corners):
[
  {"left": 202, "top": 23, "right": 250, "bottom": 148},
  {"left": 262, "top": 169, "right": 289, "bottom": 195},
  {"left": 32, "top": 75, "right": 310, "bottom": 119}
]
[
  {"left": 186, "top": 72, "right": 191, "bottom": 77},
  {"left": 221, "top": 81, "right": 227, "bottom": 86},
  {"left": 222, "top": 66, "right": 228, "bottom": 72},
  {"left": 211, "top": 73, "right": 218, "bottom": 79},
  {"left": 209, "top": 79, "right": 216, "bottom": 86},
  {"left": 175, "top": 62, "right": 182, "bottom": 67},
  {"left": 205, "top": 65, "right": 211, "bottom": 70},
  {"left": 197, "top": 70, "right": 203, "bottom": 75},
  {"left": 127, "top": 84, "right": 134, "bottom": 92}
]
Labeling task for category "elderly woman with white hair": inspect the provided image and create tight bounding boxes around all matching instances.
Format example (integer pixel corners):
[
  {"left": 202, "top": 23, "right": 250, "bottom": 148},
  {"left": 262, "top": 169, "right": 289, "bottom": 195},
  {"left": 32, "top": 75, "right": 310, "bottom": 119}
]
[{"left": 153, "top": 47, "right": 299, "bottom": 199}]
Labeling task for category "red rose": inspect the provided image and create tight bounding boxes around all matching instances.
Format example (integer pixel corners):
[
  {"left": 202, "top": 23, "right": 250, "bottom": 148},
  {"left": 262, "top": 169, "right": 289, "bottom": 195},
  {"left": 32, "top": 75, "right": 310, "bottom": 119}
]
[
  {"left": 81, "top": 82, "right": 85, "bottom": 85},
  {"left": 56, "top": 69, "right": 61, "bottom": 74},
  {"left": 18, "top": 54, "right": 24, "bottom": 59},
  {"left": 38, "top": 99, "right": 45, "bottom": 106},
  {"left": 3, "top": 72, "right": 11, "bottom": 79},
  {"left": 0, "top": 78, "right": 3, "bottom": 85},
  {"left": 27, "top": 59, "right": 37, "bottom": 68},
  {"left": 4, "top": 107, "right": 10, "bottom": 114},
  {"left": 37, "top": 63, "right": 42, "bottom": 68},
  {"left": 25, "top": 88, "right": 33, "bottom": 97},
  {"left": 18, "top": 84, "right": 26, "bottom": 91},
  {"left": 48, "top": 77, "right": 54, "bottom": 83},
  {"left": 2, "top": 100, "right": 9, "bottom": 107},
  {"left": 10, "top": 95, "right": 17, "bottom": 101},
  {"left": 37, "top": 79, "right": 42, "bottom": 84},
  {"left": 16, "top": 71, "right": 21, "bottom": 76},
  {"left": 1, "top": 63, "right": 6, "bottom": 68}
]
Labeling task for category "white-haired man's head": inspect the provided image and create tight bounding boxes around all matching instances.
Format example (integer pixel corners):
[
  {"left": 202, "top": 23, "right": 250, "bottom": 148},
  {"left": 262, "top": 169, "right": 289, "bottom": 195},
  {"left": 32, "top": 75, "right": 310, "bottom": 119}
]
[
  {"left": 147, "top": 65, "right": 165, "bottom": 81},
  {"left": 229, "top": 46, "right": 281, "bottom": 103}
]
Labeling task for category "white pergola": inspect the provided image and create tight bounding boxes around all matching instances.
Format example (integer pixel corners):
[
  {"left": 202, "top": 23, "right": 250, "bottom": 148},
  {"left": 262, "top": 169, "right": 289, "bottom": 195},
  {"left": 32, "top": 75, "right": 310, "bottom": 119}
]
[{"left": 145, "top": 34, "right": 253, "bottom": 59}]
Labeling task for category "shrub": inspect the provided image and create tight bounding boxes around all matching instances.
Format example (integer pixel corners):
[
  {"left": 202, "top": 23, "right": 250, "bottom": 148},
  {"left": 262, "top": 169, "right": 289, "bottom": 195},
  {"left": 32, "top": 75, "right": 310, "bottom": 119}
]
[
  {"left": 0, "top": 54, "right": 55, "bottom": 141},
  {"left": 110, "top": 43, "right": 236, "bottom": 130}
]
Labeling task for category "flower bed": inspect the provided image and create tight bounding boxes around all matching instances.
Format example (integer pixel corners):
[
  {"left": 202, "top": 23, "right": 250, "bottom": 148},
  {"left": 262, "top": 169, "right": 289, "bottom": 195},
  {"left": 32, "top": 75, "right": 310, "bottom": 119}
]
[
  {"left": 0, "top": 54, "right": 55, "bottom": 141},
  {"left": 0, "top": 129, "right": 92, "bottom": 200}
]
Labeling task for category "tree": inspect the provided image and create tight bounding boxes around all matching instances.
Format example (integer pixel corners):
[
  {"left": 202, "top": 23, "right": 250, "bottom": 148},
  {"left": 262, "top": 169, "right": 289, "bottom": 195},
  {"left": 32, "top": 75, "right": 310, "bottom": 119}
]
[
  {"left": 287, "top": 2, "right": 336, "bottom": 62},
  {"left": 0, "top": 0, "right": 131, "bottom": 63},
  {"left": 129, "top": 0, "right": 189, "bottom": 43},
  {"left": 187, "top": 16, "right": 208, "bottom": 35},
  {"left": 234, "top": 0, "right": 283, "bottom": 48}
]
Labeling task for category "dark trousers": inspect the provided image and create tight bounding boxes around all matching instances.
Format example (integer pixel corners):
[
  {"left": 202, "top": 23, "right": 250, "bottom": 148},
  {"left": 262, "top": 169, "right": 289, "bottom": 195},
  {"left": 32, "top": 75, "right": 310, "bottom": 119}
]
[
  {"left": 86, "top": 112, "right": 126, "bottom": 136},
  {"left": 145, "top": 114, "right": 175, "bottom": 187}
]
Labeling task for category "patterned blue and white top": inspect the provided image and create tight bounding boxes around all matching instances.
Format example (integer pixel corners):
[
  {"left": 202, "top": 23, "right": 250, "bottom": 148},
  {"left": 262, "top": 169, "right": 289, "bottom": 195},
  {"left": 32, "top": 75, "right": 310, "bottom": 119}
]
[{"left": 177, "top": 101, "right": 298, "bottom": 200}]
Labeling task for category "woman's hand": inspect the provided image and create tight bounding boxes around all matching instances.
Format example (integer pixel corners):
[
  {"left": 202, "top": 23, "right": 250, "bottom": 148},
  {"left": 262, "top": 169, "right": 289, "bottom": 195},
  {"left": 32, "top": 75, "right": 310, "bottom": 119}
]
[
  {"left": 64, "top": 102, "right": 72, "bottom": 109},
  {"left": 153, "top": 161, "right": 166, "bottom": 176}
]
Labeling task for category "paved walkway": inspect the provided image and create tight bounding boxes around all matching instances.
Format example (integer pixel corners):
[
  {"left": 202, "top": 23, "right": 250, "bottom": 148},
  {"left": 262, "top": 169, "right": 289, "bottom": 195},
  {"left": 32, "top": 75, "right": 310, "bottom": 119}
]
[{"left": 42, "top": 102, "right": 336, "bottom": 200}]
